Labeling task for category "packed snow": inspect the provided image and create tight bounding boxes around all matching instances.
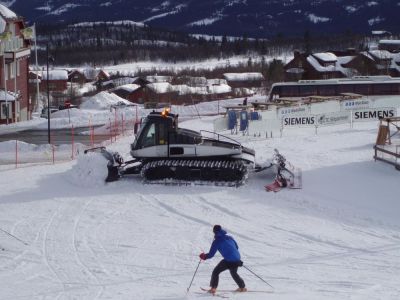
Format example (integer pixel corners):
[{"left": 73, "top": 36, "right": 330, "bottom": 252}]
[{"left": 0, "top": 97, "right": 399, "bottom": 300}]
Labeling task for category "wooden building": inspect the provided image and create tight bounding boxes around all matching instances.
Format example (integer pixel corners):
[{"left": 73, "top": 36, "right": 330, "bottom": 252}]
[{"left": 0, "top": 4, "right": 31, "bottom": 124}]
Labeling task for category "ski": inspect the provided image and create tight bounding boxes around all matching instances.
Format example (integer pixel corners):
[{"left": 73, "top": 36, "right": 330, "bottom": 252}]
[
  {"left": 200, "top": 287, "right": 273, "bottom": 297},
  {"left": 216, "top": 289, "right": 274, "bottom": 293},
  {"left": 265, "top": 179, "right": 282, "bottom": 192},
  {"left": 200, "top": 287, "right": 229, "bottom": 298}
]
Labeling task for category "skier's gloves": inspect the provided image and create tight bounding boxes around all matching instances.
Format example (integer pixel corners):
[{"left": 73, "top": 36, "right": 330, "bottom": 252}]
[{"left": 199, "top": 253, "right": 207, "bottom": 260}]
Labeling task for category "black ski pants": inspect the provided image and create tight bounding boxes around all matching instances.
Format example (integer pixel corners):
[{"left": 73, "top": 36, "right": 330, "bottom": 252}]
[{"left": 210, "top": 259, "right": 245, "bottom": 289}]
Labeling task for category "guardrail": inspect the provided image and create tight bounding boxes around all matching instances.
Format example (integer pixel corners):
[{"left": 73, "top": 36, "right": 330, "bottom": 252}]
[{"left": 374, "top": 145, "right": 400, "bottom": 170}]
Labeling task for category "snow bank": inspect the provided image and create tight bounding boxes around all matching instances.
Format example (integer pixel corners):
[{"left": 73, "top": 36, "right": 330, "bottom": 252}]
[
  {"left": 80, "top": 91, "right": 131, "bottom": 110},
  {"left": 65, "top": 152, "right": 108, "bottom": 187},
  {"left": 0, "top": 140, "right": 52, "bottom": 152}
]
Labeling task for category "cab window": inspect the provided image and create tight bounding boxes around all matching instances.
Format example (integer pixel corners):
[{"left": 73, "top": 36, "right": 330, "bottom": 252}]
[{"left": 142, "top": 123, "right": 156, "bottom": 147}]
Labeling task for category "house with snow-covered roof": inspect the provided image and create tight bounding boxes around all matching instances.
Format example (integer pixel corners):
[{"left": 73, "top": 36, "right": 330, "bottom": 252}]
[
  {"left": 223, "top": 72, "right": 265, "bottom": 88},
  {"left": 145, "top": 75, "right": 173, "bottom": 83},
  {"left": 68, "top": 68, "right": 110, "bottom": 85},
  {"left": 99, "top": 76, "right": 149, "bottom": 91},
  {"left": 39, "top": 69, "right": 68, "bottom": 92},
  {"left": 142, "top": 81, "right": 233, "bottom": 105},
  {"left": 174, "top": 76, "right": 207, "bottom": 87},
  {"left": 378, "top": 40, "right": 400, "bottom": 53},
  {"left": 0, "top": 4, "right": 31, "bottom": 124},
  {"left": 342, "top": 50, "right": 394, "bottom": 76},
  {"left": 110, "top": 83, "right": 144, "bottom": 103},
  {"left": 144, "top": 82, "right": 178, "bottom": 104},
  {"left": 284, "top": 50, "right": 355, "bottom": 81}
]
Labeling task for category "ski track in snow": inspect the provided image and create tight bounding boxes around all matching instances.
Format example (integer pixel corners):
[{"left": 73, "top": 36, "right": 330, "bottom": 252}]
[{"left": 1, "top": 119, "right": 400, "bottom": 299}]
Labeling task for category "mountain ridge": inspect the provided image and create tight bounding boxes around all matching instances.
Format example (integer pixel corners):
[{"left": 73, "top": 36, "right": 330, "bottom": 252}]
[{"left": 5, "top": 0, "right": 400, "bottom": 38}]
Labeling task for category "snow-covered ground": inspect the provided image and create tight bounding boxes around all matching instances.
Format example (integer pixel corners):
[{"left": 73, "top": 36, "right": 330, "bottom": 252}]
[
  {"left": 0, "top": 92, "right": 252, "bottom": 136},
  {"left": 101, "top": 55, "right": 290, "bottom": 75},
  {"left": 0, "top": 100, "right": 399, "bottom": 299}
]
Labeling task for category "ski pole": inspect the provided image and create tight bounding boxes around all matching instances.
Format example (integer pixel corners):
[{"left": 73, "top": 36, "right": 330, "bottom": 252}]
[
  {"left": 243, "top": 265, "right": 274, "bottom": 289},
  {"left": 187, "top": 260, "right": 201, "bottom": 293},
  {"left": 0, "top": 227, "right": 28, "bottom": 246}
]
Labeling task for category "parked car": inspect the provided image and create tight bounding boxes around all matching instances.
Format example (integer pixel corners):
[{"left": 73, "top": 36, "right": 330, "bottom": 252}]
[
  {"left": 40, "top": 107, "right": 59, "bottom": 118},
  {"left": 58, "top": 104, "right": 78, "bottom": 110}
]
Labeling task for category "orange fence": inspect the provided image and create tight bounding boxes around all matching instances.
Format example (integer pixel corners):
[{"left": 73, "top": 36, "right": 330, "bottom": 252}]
[{"left": 0, "top": 116, "right": 140, "bottom": 170}]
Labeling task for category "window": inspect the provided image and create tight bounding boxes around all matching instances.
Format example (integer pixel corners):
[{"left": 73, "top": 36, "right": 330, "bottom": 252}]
[
  {"left": 9, "top": 23, "right": 15, "bottom": 37},
  {"left": 158, "top": 123, "right": 166, "bottom": 145},
  {"left": 142, "top": 123, "right": 156, "bottom": 147},
  {"left": 0, "top": 102, "right": 12, "bottom": 119},
  {"left": 16, "top": 60, "right": 20, "bottom": 77},
  {"left": 9, "top": 62, "right": 15, "bottom": 79}
]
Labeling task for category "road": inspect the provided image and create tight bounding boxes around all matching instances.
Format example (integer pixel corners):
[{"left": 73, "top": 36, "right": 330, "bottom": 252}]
[{"left": 0, "top": 127, "right": 111, "bottom": 145}]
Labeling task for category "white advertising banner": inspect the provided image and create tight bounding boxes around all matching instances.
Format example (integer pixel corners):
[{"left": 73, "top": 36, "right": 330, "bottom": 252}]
[
  {"left": 352, "top": 107, "right": 397, "bottom": 122},
  {"left": 341, "top": 99, "right": 371, "bottom": 110},
  {"left": 278, "top": 106, "right": 308, "bottom": 117},
  {"left": 282, "top": 114, "right": 316, "bottom": 127},
  {"left": 213, "top": 116, "right": 228, "bottom": 132},
  {"left": 317, "top": 111, "right": 351, "bottom": 126},
  {"left": 248, "top": 119, "right": 282, "bottom": 135}
]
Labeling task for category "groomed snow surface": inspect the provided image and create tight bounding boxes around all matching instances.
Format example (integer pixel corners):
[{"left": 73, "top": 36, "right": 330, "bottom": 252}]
[{"left": 1, "top": 115, "right": 400, "bottom": 299}]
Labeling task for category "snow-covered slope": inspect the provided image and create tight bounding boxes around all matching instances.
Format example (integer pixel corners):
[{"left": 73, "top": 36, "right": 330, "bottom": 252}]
[
  {"left": 6, "top": 0, "right": 400, "bottom": 37},
  {"left": 0, "top": 112, "right": 399, "bottom": 299}
]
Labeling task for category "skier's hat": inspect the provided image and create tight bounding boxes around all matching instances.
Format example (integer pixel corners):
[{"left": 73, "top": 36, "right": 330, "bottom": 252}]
[{"left": 213, "top": 225, "right": 222, "bottom": 234}]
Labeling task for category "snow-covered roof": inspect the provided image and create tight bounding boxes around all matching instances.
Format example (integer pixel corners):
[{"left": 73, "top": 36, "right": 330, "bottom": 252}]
[
  {"left": 102, "top": 77, "right": 139, "bottom": 87},
  {"left": 223, "top": 73, "right": 264, "bottom": 82},
  {"left": 0, "top": 90, "right": 17, "bottom": 101},
  {"left": 393, "top": 53, "right": 400, "bottom": 63},
  {"left": 312, "top": 52, "right": 337, "bottom": 62},
  {"left": 171, "top": 84, "right": 195, "bottom": 95},
  {"left": 147, "top": 82, "right": 173, "bottom": 93},
  {"left": 115, "top": 84, "right": 141, "bottom": 93},
  {"left": 42, "top": 70, "right": 68, "bottom": 81},
  {"left": 379, "top": 39, "right": 400, "bottom": 45},
  {"left": 70, "top": 68, "right": 110, "bottom": 80},
  {"left": 0, "top": 4, "right": 17, "bottom": 20},
  {"left": 307, "top": 56, "right": 336, "bottom": 72},
  {"left": 368, "top": 50, "right": 392, "bottom": 60},
  {"left": 306, "top": 55, "right": 355, "bottom": 76},
  {"left": 206, "top": 84, "right": 232, "bottom": 94}
]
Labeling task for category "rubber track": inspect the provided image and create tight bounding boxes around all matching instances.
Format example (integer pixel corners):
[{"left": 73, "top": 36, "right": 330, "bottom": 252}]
[{"left": 141, "top": 159, "right": 248, "bottom": 187}]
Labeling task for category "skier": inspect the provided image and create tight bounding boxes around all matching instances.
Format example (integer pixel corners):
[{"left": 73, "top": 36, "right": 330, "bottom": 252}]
[{"left": 199, "top": 225, "right": 246, "bottom": 294}]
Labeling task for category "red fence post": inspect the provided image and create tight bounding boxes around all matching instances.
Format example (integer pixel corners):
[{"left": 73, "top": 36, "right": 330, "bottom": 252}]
[
  {"left": 71, "top": 125, "right": 75, "bottom": 160},
  {"left": 15, "top": 140, "right": 18, "bottom": 169},
  {"left": 114, "top": 109, "right": 118, "bottom": 140},
  {"left": 91, "top": 125, "right": 94, "bottom": 147},
  {"left": 109, "top": 119, "right": 113, "bottom": 144},
  {"left": 121, "top": 114, "right": 124, "bottom": 136}
]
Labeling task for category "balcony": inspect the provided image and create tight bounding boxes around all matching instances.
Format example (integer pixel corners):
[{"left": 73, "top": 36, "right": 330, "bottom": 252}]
[{"left": 0, "top": 37, "right": 31, "bottom": 61}]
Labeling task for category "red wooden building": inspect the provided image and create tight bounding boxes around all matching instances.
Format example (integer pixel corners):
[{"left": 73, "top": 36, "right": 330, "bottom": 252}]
[{"left": 0, "top": 4, "right": 31, "bottom": 124}]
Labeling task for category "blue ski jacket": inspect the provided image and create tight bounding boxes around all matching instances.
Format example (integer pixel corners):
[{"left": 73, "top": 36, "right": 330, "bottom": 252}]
[{"left": 205, "top": 229, "right": 241, "bottom": 262}]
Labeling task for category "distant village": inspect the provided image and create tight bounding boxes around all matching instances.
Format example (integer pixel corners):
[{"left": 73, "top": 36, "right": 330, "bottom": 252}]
[{"left": 1, "top": 4, "right": 400, "bottom": 124}]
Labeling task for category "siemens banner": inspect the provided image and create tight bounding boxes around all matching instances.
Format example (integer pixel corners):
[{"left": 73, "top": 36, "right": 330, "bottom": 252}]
[
  {"left": 278, "top": 106, "right": 308, "bottom": 116},
  {"left": 352, "top": 107, "right": 396, "bottom": 122},
  {"left": 317, "top": 111, "right": 350, "bottom": 126},
  {"left": 283, "top": 115, "right": 316, "bottom": 127},
  {"left": 341, "top": 99, "right": 371, "bottom": 110}
]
